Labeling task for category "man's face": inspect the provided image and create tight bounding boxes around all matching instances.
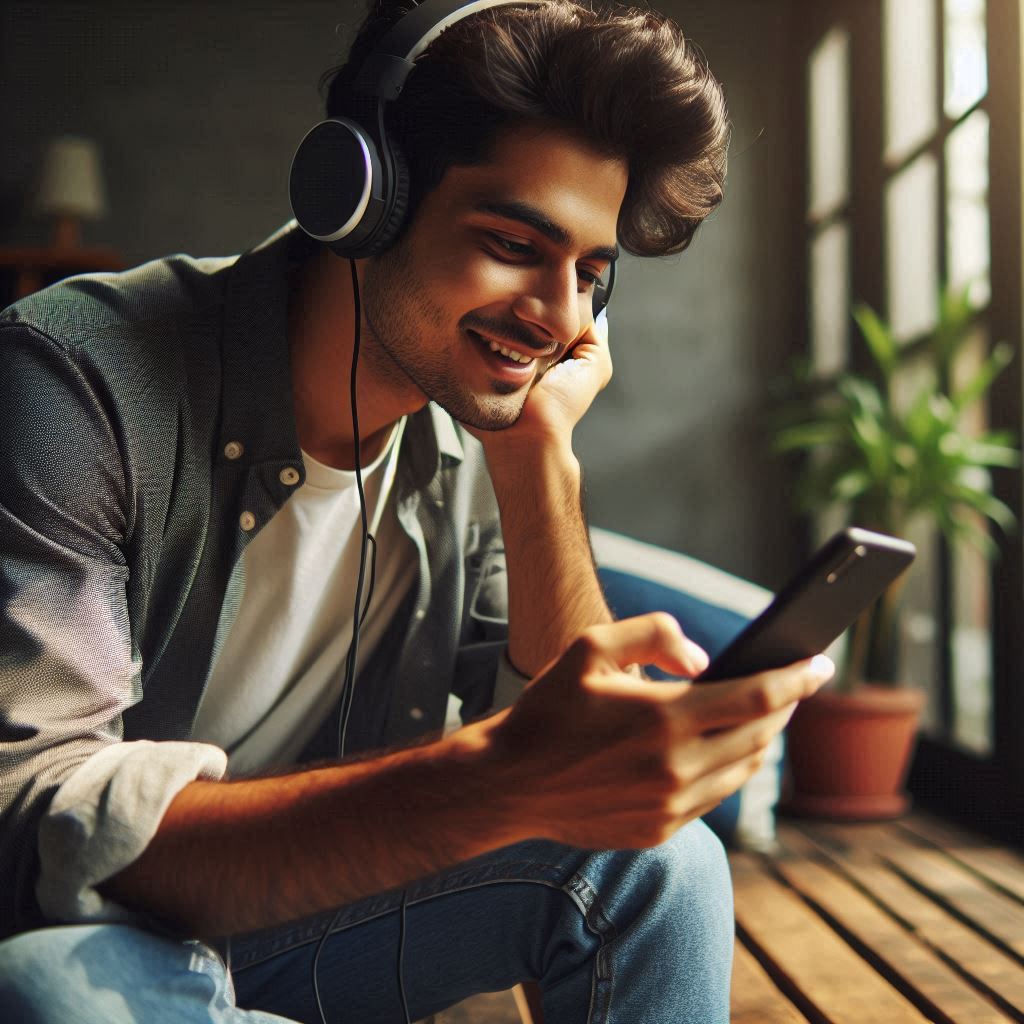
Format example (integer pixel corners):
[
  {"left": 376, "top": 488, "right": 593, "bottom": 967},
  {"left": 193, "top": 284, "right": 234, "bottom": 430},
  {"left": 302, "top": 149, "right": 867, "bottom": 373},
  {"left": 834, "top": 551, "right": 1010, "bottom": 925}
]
[{"left": 361, "top": 122, "right": 627, "bottom": 430}]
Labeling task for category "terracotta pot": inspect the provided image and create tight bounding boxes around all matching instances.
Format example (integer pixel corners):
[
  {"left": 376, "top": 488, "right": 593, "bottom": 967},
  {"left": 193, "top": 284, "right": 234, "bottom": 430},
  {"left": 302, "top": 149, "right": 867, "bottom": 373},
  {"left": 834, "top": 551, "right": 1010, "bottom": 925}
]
[{"left": 782, "top": 684, "right": 926, "bottom": 820}]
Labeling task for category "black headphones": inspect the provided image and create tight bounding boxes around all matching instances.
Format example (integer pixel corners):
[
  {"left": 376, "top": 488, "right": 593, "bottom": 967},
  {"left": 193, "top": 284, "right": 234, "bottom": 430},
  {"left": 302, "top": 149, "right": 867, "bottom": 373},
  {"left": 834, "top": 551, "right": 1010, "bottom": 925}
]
[{"left": 288, "top": 0, "right": 615, "bottom": 318}]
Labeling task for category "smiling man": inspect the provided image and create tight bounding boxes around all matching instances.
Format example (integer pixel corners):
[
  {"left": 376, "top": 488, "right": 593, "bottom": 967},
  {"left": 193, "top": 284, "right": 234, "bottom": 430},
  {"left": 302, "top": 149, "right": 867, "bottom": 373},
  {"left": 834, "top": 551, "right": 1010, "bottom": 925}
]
[{"left": 0, "top": 2, "right": 832, "bottom": 1023}]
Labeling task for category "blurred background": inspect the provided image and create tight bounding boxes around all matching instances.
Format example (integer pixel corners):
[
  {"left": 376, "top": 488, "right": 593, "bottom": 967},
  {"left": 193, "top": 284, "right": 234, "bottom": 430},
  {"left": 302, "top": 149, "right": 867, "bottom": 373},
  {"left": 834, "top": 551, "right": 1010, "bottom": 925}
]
[{"left": 1, "top": 0, "right": 1021, "bottom": 836}]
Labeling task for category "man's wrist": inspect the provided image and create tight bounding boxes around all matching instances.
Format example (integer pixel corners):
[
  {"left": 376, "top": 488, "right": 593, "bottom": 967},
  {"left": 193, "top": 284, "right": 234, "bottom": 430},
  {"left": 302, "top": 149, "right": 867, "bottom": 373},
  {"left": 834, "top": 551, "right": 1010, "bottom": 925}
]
[
  {"left": 443, "top": 713, "right": 535, "bottom": 846},
  {"left": 485, "top": 440, "right": 580, "bottom": 504}
]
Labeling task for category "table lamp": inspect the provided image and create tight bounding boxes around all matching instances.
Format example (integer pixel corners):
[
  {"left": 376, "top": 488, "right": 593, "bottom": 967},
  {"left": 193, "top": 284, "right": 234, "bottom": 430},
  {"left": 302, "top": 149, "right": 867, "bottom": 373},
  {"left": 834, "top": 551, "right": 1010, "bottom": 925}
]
[{"left": 34, "top": 135, "right": 108, "bottom": 249}]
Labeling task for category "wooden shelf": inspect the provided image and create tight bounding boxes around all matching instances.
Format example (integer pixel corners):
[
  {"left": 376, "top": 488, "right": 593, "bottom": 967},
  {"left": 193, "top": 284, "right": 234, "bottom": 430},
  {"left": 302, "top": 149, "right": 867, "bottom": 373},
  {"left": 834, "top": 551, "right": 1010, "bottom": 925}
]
[{"left": 0, "top": 244, "right": 125, "bottom": 302}]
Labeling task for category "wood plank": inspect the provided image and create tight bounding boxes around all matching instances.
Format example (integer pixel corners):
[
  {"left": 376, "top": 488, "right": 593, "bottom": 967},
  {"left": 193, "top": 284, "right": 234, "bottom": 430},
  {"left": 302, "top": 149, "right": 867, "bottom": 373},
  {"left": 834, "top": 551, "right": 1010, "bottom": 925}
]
[
  {"left": 773, "top": 825, "right": 1012, "bottom": 1023},
  {"left": 731, "top": 851, "right": 932, "bottom": 1022},
  {"left": 898, "top": 815, "right": 1024, "bottom": 905},
  {"left": 821, "top": 823, "right": 1024, "bottom": 962},
  {"left": 786, "top": 822, "right": 1024, "bottom": 1017},
  {"left": 429, "top": 989, "right": 523, "bottom": 1023},
  {"left": 731, "top": 938, "right": 807, "bottom": 1023}
]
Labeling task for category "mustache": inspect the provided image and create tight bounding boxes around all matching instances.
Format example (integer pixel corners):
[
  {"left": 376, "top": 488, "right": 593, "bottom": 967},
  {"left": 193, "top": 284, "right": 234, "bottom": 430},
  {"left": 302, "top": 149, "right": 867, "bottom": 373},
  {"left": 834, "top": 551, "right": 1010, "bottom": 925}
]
[{"left": 460, "top": 313, "right": 553, "bottom": 354}]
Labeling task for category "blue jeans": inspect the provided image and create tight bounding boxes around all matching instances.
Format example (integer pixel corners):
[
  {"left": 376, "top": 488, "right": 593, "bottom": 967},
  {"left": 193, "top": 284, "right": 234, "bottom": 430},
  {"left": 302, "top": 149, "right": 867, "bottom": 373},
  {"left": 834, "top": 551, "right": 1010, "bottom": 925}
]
[{"left": 0, "top": 821, "right": 732, "bottom": 1023}]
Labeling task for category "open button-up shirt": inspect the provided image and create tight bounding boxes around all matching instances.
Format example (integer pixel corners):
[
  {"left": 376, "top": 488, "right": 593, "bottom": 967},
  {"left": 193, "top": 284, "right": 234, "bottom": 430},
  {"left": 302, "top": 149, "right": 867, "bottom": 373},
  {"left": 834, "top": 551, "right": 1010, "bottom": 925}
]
[{"left": 0, "top": 222, "right": 524, "bottom": 938}]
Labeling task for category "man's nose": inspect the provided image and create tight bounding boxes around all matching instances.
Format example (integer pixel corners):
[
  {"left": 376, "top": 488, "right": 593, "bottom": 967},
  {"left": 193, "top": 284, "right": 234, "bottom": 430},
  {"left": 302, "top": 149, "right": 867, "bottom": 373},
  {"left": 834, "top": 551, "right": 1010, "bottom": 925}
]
[{"left": 510, "top": 267, "right": 583, "bottom": 348}]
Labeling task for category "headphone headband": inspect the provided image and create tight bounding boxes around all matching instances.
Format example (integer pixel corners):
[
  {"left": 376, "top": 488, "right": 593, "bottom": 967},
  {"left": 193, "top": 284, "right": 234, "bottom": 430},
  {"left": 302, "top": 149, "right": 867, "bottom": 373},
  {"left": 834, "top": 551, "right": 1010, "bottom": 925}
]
[{"left": 353, "top": 0, "right": 543, "bottom": 101}]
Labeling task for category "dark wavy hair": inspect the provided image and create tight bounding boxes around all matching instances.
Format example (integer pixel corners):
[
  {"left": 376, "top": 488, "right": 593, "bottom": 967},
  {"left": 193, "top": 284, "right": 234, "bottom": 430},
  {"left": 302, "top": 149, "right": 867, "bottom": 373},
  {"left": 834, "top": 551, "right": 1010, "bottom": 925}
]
[{"left": 321, "top": 1, "right": 731, "bottom": 257}]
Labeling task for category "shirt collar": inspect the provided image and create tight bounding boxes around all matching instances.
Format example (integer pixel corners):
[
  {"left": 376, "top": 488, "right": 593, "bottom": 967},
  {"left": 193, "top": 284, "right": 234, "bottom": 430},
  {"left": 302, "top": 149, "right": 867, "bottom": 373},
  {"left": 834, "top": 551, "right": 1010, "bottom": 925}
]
[{"left": 218, "top": 220, "right": 315, "bottom": 466}]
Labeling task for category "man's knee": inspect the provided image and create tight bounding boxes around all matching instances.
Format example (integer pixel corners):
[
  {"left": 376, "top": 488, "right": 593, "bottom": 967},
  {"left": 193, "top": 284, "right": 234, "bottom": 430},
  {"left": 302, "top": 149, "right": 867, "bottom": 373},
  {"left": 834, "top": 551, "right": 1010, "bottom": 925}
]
[
  {"left": 0, "top": 923, "right": 224, "bottom": 1024},
  {"left": 0, "top": 926, "right": 86, "bottom": 1023},
  {"left": 586, "top": 818, "right": 733, "bottom": 942}
]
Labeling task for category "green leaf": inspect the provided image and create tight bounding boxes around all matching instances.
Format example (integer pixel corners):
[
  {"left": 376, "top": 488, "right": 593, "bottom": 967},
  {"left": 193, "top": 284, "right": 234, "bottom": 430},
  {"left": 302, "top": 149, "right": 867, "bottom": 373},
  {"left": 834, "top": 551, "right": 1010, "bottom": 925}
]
[
  {"left": 773, "top": 421, "right": 848, "bottom": 453},
  {"left": 962, "top": 439, "right": 1021, "bottom": 468},
  {"left": 947, "top": 479, "right": 1018, "bottom": 531},
  {"left": 933, "top": 282, "right": 975, "bottom": 370},
  {"left": 833, "top": 469, "right": 872, "bottom": 501},
  {"left": 852, "top": 303, "right": 897, "bottom": 379},
  {"left": 952, "top": 341, "right": 1014, "bottom": 412},
  {"left": 947, "top": 514, "right": 1000, "bottom": 558},
  {"left": 904, "top": 388, "right": 941, "bottom": 446}
]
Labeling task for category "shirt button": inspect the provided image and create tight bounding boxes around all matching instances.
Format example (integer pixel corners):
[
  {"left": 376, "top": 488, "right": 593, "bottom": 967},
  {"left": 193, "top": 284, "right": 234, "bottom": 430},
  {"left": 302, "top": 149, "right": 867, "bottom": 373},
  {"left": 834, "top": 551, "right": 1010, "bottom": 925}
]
[
  {"left": 409, "top": 707, "right": 425, "bottom": 721},
  {"left": 279, "top": 466, "right": 300, "bottom": 486},
  {"left": 239, "top": 511, "right": 256, "bottom": 531},
  {"left": 414, "top": 608, "right": 426, "bottom": 621},
  {"left": 224, "top": 440, "right": 244, "bottom": 460},
  {"left": 435, "top": 498, "right": 445, "bottom": 509}
]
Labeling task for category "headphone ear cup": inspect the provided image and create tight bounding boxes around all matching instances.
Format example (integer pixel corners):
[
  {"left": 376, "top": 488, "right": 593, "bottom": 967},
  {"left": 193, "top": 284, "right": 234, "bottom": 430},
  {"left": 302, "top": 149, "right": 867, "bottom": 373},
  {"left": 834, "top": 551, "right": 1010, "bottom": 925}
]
[
  {"left": 289, "top": 118, "right": 381, "bottom": 247},
  {"left": 360, "top": 135, "right": 410, "bottom": 257}
]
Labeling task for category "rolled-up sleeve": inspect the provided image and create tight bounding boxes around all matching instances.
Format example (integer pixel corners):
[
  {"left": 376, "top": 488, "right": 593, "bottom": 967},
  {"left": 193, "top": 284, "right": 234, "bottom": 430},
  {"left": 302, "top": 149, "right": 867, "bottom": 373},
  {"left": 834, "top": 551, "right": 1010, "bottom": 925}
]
[
  {"left": 0, "top": 321, "right": 221, "bottom": 935},
  {"left": 36, "top": 740, "right": 226, "bottom": 923}
]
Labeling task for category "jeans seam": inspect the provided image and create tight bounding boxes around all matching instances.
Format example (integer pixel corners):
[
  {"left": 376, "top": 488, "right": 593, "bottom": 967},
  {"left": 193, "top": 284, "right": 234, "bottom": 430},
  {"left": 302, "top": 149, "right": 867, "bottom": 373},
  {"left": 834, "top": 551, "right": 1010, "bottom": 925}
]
[
  {"left": 231, "top": 875, "right": 567, "bottom": 973},
  {"left": 564, "top": 872, "right": 617, "bottom": 1024}
]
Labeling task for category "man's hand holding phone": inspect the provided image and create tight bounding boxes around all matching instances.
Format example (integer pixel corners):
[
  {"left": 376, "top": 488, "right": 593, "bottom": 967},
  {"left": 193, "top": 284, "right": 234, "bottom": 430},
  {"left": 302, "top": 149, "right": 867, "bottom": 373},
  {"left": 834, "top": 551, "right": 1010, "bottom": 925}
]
[{"left": 479, "top": 612, "right": 833, "bottom": 852}]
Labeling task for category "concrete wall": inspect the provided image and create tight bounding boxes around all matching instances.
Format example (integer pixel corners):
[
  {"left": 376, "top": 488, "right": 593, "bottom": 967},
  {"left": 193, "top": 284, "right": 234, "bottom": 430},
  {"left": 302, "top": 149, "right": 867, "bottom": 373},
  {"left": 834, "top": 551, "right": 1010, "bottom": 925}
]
[{"left": 0, "top": 0, "right": 805, "bottom": 587}]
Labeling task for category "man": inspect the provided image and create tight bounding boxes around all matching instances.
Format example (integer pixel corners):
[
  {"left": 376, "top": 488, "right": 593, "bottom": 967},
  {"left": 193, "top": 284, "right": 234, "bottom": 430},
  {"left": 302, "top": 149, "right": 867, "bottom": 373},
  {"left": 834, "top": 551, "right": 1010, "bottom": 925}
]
[{"left": 0, "top": 2, "right": 832, "bottom": 1021}]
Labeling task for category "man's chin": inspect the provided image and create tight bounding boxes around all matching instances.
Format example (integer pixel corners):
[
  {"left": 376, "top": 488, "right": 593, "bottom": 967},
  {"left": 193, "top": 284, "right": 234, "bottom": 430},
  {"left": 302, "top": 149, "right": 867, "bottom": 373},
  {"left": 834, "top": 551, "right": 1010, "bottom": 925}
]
[{"left": 442, "top": 394, "right": 526, "bottom": 433}]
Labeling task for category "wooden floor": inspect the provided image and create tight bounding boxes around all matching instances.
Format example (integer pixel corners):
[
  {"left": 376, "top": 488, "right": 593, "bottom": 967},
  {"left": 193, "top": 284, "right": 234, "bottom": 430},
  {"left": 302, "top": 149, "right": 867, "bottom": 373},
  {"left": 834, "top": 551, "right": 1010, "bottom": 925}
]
[
  {"left": 433, "top": 812, "right": 1024, "bottom": 1023},
  {"left": 733, "top": 813, "right": 1024, "bottom": 1023}
]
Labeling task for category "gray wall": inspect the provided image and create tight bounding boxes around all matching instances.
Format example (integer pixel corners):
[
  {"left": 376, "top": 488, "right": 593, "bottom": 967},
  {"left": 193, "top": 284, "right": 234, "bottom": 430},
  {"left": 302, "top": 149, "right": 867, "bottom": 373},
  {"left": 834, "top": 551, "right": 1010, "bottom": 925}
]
[{"left": 0, "top": 0, "right": 804, "bottom": 587}]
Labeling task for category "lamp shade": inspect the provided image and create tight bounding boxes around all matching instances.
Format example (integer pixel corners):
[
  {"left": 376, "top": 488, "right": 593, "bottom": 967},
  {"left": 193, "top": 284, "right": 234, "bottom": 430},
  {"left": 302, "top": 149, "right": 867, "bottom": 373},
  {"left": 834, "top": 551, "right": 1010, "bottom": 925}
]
[{"left": 35, "top": 135, "right": 107, "bottom": 220}]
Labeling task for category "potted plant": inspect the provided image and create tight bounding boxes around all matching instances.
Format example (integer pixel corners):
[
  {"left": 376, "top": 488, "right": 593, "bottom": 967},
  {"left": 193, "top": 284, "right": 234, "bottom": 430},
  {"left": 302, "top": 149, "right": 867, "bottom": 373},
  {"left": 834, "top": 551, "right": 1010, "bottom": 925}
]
[{"left": 773, "top": 284, "right": 1019, "bottom": 818}]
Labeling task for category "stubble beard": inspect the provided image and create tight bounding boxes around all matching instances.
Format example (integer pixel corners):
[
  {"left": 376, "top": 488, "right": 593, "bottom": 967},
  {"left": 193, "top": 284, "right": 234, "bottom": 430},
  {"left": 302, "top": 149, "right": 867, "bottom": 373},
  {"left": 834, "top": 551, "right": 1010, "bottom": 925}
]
[{"left": 361, "top": 245, "right": 529, "bottom": 432}]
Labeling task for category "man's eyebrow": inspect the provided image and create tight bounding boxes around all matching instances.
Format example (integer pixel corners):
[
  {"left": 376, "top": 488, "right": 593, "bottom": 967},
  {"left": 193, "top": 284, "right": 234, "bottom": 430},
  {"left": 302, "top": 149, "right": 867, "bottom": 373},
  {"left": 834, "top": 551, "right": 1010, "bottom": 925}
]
[{"left": 472, "top": 199, "right": 619, "bottom": 262}]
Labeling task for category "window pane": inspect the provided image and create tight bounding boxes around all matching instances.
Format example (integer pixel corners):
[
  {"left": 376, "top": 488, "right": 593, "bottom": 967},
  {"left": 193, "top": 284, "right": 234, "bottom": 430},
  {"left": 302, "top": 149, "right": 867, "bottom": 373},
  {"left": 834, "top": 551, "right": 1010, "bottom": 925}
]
[
  {"left": 946, "top": 109, "right": 991, "bottom": 307},
  {"left": 951, "top": 517, "right": 994, "bottom": 754},
  {"left": 885, "top": 0, "right": 938, "bottom": 161},
  {"left": 945, "top": 0, "right": 988, "bottom": 119},
  {"left": 808, "top": 28, "right": 850, "bottom": 219},
  {"left": 899, "top": 519, "right": 942, "bottom": 735},
  {"left": 810, "top": 221, "right": 850, "bottom": 377},
  {"left": 886, "top": 154, "right": 939, "bottom": 340},
  {"left": 950, "top": 327, "right": 995, "bottom": 755}
]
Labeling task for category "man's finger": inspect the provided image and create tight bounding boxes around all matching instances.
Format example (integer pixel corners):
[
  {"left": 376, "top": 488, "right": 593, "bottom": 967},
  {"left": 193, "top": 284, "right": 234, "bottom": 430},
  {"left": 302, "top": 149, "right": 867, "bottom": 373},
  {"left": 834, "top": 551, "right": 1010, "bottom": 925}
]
[
  {"left": 679, "top": 655, "right": 834, "bottom": 729},
  {"left": 687, "top": 703, "right": 795, "bottom": 777},
  {"left": 576, "top": 613, "right": 709, "bottom": 677}
]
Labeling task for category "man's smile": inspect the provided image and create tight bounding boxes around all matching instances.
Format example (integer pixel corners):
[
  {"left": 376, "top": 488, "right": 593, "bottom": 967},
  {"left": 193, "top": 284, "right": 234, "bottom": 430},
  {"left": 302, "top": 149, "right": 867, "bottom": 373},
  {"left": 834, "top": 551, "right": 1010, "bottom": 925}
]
[{"left": 464, "top": 325, "right": 556, "bottom": 366}]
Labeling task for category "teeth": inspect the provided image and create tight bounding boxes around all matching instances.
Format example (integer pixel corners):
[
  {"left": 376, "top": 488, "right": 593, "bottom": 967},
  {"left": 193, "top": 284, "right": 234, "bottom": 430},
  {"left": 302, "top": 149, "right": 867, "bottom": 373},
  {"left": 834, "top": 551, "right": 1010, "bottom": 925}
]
[{"left": 486, "top": 339, "right": 532, "bottom": 364}]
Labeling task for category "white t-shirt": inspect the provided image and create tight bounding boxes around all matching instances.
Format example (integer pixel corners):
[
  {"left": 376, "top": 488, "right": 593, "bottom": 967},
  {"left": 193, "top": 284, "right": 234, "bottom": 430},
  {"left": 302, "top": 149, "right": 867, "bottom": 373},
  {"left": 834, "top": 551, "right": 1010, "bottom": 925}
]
[{"left": 192, "top": 419, "right": 416, "bottom": 774}]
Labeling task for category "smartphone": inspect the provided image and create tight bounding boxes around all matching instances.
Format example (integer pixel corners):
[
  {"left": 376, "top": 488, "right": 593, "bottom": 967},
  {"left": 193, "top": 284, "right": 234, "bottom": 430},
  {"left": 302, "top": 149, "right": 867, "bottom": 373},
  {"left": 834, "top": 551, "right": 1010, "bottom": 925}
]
[{"left": 695, "top": 527, "right": 916, "bottom": 682}]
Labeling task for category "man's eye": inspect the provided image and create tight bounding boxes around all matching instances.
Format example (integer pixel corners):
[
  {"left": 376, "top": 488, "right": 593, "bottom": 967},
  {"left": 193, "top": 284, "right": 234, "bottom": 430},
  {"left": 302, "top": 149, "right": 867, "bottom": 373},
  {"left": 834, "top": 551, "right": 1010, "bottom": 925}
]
[
  {"left": 491, "top": 235, "right": 534, "bottom": 257},
  {"left": 577, "top": 268, "right": 600, "bottom": 286}
]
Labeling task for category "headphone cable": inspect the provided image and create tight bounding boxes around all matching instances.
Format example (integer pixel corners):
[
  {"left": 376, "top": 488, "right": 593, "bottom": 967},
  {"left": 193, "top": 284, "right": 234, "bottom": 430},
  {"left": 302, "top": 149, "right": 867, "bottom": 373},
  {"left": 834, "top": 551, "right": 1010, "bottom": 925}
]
[{"left": 311, "top": 258, "right": 410, "bottom": 1024}]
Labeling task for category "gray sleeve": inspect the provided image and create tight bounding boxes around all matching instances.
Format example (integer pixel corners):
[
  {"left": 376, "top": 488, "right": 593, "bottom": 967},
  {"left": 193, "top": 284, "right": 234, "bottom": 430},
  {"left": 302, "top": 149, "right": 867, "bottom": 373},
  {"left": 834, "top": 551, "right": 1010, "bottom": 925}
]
[
  {"left": 0, "top": 322, "right": 218, "bottom": 934},
  {"left": 453, "top": 514, "right": 531, "bottom": 719}
]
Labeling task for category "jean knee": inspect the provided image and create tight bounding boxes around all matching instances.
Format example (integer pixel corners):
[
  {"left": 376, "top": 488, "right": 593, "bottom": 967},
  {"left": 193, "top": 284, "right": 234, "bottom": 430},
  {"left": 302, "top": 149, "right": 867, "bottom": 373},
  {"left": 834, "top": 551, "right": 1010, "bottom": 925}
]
[
  {"left": 584, "top": 818, "right": 733, "bottom": 946},
  {"left": 0, "top": 924, "right": 232, "bottom": 1024},
  {"left": 662, "top": 817, "right": 734, "bottom": 923},
  {"left": 0, "top": 927, "right": 80, "bottom": 1021}
]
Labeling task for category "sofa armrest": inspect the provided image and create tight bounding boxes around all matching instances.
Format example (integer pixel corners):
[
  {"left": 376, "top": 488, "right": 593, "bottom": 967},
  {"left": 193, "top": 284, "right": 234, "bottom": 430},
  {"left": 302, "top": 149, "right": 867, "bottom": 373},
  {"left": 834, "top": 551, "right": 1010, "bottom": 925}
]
[{"left": 589, "top": 527, "right": 771, "bottom": 620}]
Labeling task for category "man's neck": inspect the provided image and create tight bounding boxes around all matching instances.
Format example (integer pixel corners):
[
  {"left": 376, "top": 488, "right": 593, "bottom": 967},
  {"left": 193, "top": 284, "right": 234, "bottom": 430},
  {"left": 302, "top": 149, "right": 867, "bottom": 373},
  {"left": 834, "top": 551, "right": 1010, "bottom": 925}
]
[{"left": 287, "top": 246, "right": 423, "bottom": 471}]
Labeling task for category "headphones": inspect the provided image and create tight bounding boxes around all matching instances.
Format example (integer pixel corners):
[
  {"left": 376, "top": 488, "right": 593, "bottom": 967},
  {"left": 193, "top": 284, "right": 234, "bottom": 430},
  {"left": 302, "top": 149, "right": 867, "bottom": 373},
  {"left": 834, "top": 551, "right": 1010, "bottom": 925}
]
[{"left": 288, "top": 0, "right": 615, "bottom": 318}]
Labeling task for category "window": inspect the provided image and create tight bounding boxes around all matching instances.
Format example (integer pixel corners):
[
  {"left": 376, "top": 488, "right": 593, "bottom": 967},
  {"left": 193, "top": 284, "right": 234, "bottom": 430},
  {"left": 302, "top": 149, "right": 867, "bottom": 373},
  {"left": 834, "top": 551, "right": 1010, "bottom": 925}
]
[{"left": 799, "top": 0, "right": 1022, "bottom": 839}]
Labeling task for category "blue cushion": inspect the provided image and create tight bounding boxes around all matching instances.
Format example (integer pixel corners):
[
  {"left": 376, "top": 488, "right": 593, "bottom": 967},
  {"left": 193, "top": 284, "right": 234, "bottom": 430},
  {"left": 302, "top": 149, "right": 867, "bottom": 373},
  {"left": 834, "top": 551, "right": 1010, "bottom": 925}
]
[{"left": 598, "top": 568, "right": 749, "bottom": 670}]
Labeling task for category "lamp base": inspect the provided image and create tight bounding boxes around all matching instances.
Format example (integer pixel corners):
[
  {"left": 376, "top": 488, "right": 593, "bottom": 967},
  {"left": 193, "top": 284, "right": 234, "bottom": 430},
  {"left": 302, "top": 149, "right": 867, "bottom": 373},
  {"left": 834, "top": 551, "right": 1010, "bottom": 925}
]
[{"left": 52, "top": 214, "right": 82, "bottom": 250}]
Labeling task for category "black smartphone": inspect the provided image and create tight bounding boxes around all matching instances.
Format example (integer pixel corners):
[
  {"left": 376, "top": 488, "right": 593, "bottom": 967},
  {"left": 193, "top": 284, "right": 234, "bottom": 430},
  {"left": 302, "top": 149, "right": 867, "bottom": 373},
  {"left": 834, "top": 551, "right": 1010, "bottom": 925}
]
[{"left": 695, "top": 527, "right": 916, "bottom": 682}]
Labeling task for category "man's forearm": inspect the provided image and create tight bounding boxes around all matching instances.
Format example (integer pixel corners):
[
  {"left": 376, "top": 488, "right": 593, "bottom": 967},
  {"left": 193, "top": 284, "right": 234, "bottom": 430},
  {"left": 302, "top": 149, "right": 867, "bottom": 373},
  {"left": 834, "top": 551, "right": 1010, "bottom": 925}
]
[
  {"left": 101, "top": 717, "right": 519, "bottom": 937},
  {"left": 489, "top": 445, "right": 612, "bottom": 677}
]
